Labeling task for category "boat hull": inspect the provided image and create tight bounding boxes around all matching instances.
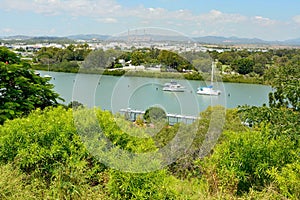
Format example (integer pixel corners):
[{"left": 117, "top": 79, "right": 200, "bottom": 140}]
[
  {"left": 196, "top": 91, "right": 220, "bottom": 96},
  {"left": 163, "top": 87, "right": 185, "bottom": 92}
]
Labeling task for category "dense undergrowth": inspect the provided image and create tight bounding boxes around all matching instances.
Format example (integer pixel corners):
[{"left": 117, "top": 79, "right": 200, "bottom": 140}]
[{"left": 0, "top": 106, "right": 298, "bottom": 199}]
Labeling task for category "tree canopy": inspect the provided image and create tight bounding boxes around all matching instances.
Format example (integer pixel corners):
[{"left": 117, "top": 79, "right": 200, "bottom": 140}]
[
  {"left": 266, "top": 60, "right": 300, "bottom": 111},
  {"left": 0, "top": 49, "right": 62, "bottom": 124},
  {"left": 0, "top": 47, "right": 20, "bottom": 64},
  {"left": 143, "top": 106, "right": 167, "bottom": 123},
  {"left": 110, "top": 48, "right": 194, "bottom": 72}
]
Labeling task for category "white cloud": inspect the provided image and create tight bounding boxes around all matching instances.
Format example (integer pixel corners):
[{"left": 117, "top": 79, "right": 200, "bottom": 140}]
[
  {"left": 252, "top": 16, "right": 276, "bottom": 26},
  {"left": 1, "top": 28, "right": 15, "bottom": 34},
  {"left": 0, "top": 0, "right": 270, "bottom": 26},
  {"left": 48, "top": 28, "right": 56, "bottom": 34},
  {"left": 0, "top": 0, "right": 299, "bottom": 40},
  {"left": 96, "top": 18, "right": 118, "bottom": 23},
  {"left": 198, "top": 10, "right": 247, "bottom": 23},
  {"left": 1, "top": 0, "right": 122, "bottom": 16},
  {"left": 128, "top": 7, "right": 169, "bottom": 19},
  {"left": 292, "top": 15, "right": 300, "bottom": 24}
]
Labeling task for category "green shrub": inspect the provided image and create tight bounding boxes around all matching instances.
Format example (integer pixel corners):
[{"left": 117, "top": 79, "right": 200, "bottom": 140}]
[
  {"left": 144, "top": 107, "right": 167, "bottom": 124},
  {"left": 269, "top": 161, "right": 300, "bottom": 199},
  {"left": 202, "top": 129, "right": 298, "bottom": 196},
  {"left": 107, "top": 169, "right": 176, "bottom": 199},
  {"left": 0, "top": 106, "right": 106, "bottom": 199},
  {"left": 0, "top": 164, "right": 38, "bottom": 199}
]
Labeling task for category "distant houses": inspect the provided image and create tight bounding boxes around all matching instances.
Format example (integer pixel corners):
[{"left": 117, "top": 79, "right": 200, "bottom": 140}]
[{"left": 108, "top": 59, "right": 162, "bottom": 71}]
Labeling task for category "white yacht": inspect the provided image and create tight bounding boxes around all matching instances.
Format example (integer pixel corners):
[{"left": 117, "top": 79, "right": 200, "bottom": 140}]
[
  {"left": 163, "top": 81, "right": 185, "bottom": 92},
  {"left": 197, "top": 85, "right": 221, "bottom": 96},
  {"left": 44, "top": 74, "right": 52, "bottom": 78},
  {"left": 196, "top": 62, "right": 221, "bottom": 96}
]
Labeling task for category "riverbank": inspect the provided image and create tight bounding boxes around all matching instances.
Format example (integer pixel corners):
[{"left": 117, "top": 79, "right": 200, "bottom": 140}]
[{"left": 31, "top": 64, "right": 265, "bottom": 84}]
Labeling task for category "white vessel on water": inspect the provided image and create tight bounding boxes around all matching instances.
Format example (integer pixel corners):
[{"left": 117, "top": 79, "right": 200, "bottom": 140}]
[
  {"left": 196, "top": 62, "right": 221, "bottom": 96},
  {"left": 44, "top": 74, "right": 52, "bottom": 78},
  {"left": 197, "top": 85, "right": 221, "bottom": 96},
  {"left": 163, "top": 81, "right": 185, "bottom": 92}
]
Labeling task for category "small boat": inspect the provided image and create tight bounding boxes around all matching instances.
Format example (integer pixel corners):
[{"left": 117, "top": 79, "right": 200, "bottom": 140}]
[
  {"left": 197, "top": 85, "right": 221, "bottom": 96},
  {"left": 197, "top": 62, "right": 221, "bottom": 96},
  {"left": 163, "top": 81, "right": 185, "bottom": 92},
  {"left": 34, "top": 71, "right": 40, "bottom": 76},
  {"left": 44, "top": 74, "right": 52, "bottom": 78}
]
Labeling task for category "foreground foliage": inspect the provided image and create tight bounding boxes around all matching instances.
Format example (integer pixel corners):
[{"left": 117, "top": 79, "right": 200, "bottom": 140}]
[
  {"left": 202, "top": 129, "right": 298, "bottom": 195},
  {"left": 0, "top": 107, "right": 178, "bottom": 199},
  {"left": 0, "top": 62, "right": 61, "bottom": 124},
  {"left": 0, "top": 105, "right": 298, "bottom": 199}
]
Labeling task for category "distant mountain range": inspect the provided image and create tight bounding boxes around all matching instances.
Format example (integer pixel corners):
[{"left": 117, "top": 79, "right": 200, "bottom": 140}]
[
  {"left": 67, "top": 34, "right": 110, "bottom": 41},
  {"left": 193, "top": 36, "right": 268, "bottom": 45},
  {"left": 193, "top": 36, "right": 300, "bottom": 46},
  {"left": 1, "top": 34, "right": 300, "bottom": 46}
]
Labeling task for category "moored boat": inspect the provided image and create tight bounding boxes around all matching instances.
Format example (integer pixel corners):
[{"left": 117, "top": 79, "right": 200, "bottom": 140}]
[
  {"left": 196, "top": 62, "right": 221, "bottom": 96},
  {"left": 163, "top": 81, "right": 185, "bottom": 92},
  {"left": 196, "top": 85, "right": 221, "bottom": 96}
]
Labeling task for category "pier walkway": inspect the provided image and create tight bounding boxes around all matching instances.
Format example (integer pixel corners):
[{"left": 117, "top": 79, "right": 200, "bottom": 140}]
[{"left": 119, "top": 108, "right": 199, "bottom": 125}]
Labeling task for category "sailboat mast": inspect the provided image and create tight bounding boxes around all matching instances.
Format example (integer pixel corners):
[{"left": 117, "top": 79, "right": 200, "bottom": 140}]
[{"left": 211, "top": 62, "right": 214, "bottom": 84}]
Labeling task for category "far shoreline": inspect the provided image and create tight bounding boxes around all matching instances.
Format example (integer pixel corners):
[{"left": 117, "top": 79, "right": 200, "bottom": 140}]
[{"left": 31, "top": 65, "right": 265, "bottom": 85}]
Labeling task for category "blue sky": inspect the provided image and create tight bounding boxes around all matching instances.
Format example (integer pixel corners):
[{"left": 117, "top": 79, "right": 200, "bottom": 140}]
[{"left": 1, "top": 0, "right": 300, "bottom": 41}]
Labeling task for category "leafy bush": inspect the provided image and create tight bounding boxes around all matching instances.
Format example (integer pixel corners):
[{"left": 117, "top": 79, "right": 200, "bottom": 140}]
[
  {"left": 269, "top": 161, "right": 300, "bottom": 199},
  {"left": 107, "top": 169, "right": 176, "bottom": 200},
  {"left": 52, "top": 61, "right": 80, "bottom": 72},
  {"left": 183, "top": 71, "right": 204, "bottom": 80},
  {"left": 0, "top": 164, "right": 38, "bottom": 199},
  {"left": 166, "top": 106, "right": 237, "bottom": 180},
  {"left": 0, "top": 107, "right": 106, "bottom": 199},
  {"left": 202, "top": 129, "right": 298, "bottom": 196},
  {"left": 144, "top": 106, "right": 167, "bottom": 124}
]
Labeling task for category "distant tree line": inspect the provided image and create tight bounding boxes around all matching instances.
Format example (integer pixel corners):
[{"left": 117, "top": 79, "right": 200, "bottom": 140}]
[
  {"left": 109, "top": 48, "right": 195, "bottom": 72},
  {"left": 20, "top": 44, "right": 300, "bottom": 83},
  {"left": 209, "top": 48, "right": 300, "bottom": 76},
  {"left": 82, "top": 47, "right": 300, "bottom": 77},
  {"left": 34, "top": 44, "right": 91, "bottom": 72}
]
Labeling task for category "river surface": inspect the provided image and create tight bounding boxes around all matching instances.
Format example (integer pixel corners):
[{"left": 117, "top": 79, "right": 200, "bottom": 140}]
[{"left": 39, "top": 71, "right": 272, "bottom": 116}]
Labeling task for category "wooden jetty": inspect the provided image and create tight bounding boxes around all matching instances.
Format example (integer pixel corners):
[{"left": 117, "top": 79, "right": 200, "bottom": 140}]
[{"left": 119, "top": 108, "right": 199, "bottom": 125}]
